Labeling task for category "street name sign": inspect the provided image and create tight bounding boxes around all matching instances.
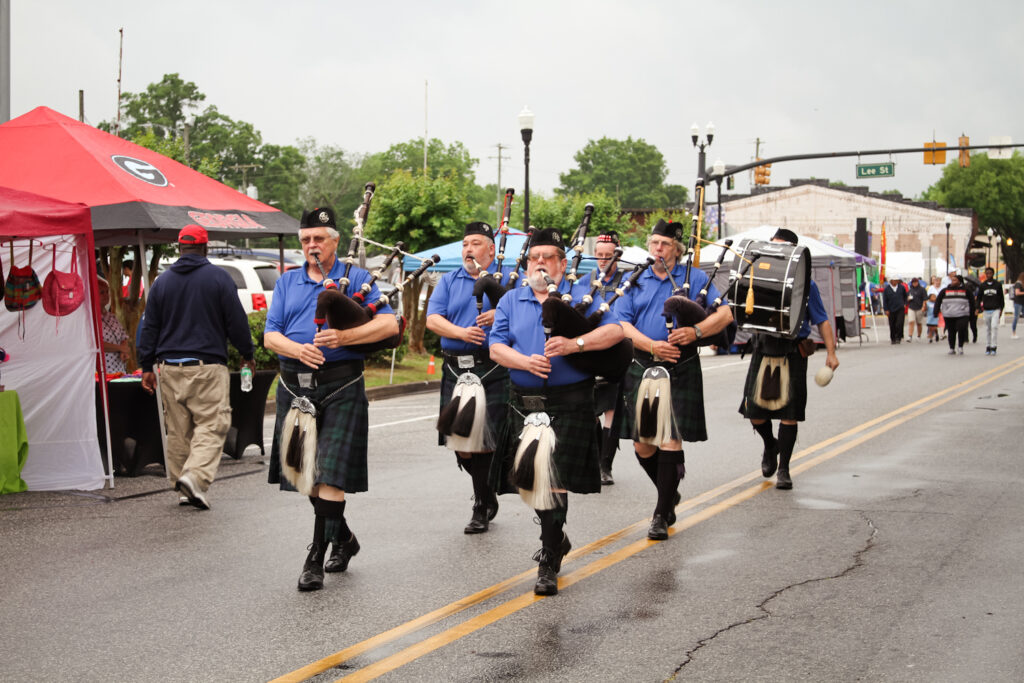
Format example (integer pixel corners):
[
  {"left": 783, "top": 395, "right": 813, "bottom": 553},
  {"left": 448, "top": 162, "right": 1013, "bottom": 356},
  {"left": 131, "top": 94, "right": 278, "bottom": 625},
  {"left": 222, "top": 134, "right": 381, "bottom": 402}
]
[{"left": 856, "top": 162, "right": 895, "bottom": 178}]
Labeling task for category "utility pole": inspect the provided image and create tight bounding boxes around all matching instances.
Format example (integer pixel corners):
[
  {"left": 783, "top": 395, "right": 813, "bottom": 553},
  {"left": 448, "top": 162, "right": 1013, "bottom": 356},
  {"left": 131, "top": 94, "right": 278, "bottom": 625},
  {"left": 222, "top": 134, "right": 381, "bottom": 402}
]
[
  {"left": 752, "top": 137, "right": 762, "bottom": 187},
  {"left": 114, "top": 28, "right": 124, "bottom": 136},
  {"left": 489, "top": 143, "right": 510, "bottom": 226},
  {"left": 227, "top": 163, "right": 261, "bottom": 193},
  {"left": 0, "top": 0, "right": 10, "bottom": 124}
]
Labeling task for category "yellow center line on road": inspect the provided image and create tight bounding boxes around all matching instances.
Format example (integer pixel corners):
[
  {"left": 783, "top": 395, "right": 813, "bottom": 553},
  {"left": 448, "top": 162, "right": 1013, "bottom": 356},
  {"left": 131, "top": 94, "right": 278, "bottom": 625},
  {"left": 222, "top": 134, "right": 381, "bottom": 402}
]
[{"left": 271, "top": 358, "right": 1023, "bottom": 683}]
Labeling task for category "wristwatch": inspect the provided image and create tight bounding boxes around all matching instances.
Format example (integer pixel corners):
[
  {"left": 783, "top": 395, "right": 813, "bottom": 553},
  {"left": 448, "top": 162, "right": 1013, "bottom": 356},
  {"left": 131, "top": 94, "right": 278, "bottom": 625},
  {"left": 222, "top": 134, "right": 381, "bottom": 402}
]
[
  {"left": 576, "top": 337, "right": 586, "bottom": 353},
  {"left": 693, "top": 325, "right": 703, "bottom": 340}
]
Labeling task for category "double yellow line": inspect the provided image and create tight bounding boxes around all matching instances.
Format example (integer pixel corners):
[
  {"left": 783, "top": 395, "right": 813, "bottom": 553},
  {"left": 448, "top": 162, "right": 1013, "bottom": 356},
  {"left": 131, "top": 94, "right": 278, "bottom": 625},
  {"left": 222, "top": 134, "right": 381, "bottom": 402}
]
[{"left": 273, "top": 357, "right": 1024, "bottom": 683}]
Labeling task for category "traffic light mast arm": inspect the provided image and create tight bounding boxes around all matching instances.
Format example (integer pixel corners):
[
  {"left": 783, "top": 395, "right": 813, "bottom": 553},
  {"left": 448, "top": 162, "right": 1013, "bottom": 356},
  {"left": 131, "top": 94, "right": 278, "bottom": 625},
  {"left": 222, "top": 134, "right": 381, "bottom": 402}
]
[{"left": 706, "top": 143, "right": 1024, "bottom": 180}]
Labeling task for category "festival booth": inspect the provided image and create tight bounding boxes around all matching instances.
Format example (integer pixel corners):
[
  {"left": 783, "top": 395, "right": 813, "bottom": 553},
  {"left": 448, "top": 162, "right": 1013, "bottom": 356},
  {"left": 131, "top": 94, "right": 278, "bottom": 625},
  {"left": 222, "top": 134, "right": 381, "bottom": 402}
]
[
  {"left": 0, "top": 187, "right": 105, "bottom": 491},
  {"left": 694, "top": 226, "right": 876, "bottom": 344},
  {"left": 0, "top": 107, "right": 299, "bottom": 490}
]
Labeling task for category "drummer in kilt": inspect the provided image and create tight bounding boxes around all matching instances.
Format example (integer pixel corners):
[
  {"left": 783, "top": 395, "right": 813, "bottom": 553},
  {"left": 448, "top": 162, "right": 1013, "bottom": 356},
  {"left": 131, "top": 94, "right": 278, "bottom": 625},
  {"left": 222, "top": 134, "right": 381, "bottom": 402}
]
[
  {"left": 489, "top": 228, "right": 624, "bottom": 596},
  {"left": 618, "top": 219, "right": 734, "bottom": 541},
  {"left": 264, "top": 207, "right": 400, "bottom": 591},
  {"left": 426, "top": 221, "right": 512, "bottom": 534},
  {"left": 740, "top": 228, "right": 839, "bottom": 490}
]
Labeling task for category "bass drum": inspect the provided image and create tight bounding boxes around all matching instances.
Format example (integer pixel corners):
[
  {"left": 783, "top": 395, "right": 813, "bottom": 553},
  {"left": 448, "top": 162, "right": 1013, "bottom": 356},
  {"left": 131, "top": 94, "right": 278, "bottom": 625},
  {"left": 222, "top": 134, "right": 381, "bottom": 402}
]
[{"left": 727, "top": 239, "right": 811, "bottom": 339}]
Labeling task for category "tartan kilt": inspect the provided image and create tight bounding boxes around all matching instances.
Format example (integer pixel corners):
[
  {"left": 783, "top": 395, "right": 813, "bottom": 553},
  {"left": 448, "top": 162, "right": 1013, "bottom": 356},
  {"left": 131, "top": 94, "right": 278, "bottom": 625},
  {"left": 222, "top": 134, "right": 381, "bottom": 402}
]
[
  {"left": 269, "top": 372, "right": 369, "bottom": 493},
  {"left": 738, "top": 345, "right": 808, "bottom": 422},
  {"left": 621, "top": 352, "right": 707, "bottom": 443},
  {"left": 436, "top": 357, "right": 510, "bottom": 451},
  {"left": 492, "top": 380, "right": 601, "bottom": 495}
]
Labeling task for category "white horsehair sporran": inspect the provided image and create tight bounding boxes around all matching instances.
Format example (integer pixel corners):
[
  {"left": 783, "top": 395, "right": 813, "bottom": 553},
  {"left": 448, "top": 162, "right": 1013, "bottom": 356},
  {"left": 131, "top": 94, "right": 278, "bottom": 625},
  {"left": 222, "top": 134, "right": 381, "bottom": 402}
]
[
  {"left": 635, "top": 365, "right": 676, "bottom": 446},
  {"left": 511, "top": 411, "right": 559, "bottom": 510}
]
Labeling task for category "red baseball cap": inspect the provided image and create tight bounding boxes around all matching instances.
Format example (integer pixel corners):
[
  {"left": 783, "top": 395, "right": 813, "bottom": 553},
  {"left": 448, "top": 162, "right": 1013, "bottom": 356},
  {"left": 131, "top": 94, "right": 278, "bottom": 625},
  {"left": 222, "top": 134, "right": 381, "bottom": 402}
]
[{"left": 178, "top": 224, "right": 208, "bottom": 244}]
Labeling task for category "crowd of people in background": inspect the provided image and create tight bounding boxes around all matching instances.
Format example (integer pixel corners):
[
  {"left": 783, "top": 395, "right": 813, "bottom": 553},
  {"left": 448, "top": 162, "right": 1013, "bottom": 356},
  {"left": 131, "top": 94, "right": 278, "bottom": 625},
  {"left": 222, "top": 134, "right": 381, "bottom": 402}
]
[{"left": 876, "top": 268, "right": 1022, "bottom": 356}]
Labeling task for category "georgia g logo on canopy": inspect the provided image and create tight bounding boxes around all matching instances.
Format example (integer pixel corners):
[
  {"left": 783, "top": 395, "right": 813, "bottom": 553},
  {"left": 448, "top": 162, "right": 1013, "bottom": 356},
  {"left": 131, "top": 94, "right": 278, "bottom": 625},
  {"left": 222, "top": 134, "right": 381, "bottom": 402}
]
[{"left": 111, "top": 155, "right": 169, "bottom": 187}]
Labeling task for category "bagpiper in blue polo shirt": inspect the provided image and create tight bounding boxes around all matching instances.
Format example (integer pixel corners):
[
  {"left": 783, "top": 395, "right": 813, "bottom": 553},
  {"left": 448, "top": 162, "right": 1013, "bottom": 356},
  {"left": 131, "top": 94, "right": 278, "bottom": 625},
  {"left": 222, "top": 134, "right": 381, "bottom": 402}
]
[
  {"left": 426, "top": 262, "right": 513, "bottom": 354},
  {"left": 617, "top": 262, "right": 726, "bottom": 340},
  {"left": 490, "top": 277, "right": 622, "bottom": 388},
  {"left": 265, "top": 257, "right": 394, "bottom": 362}
]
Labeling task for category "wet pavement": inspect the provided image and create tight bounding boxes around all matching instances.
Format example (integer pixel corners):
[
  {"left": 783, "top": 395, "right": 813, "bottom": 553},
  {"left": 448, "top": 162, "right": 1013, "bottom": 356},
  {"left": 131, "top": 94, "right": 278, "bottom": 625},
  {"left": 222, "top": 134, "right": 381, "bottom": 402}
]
[{"left": 2, "top": 334, "right": 1023, "bottom": 682}]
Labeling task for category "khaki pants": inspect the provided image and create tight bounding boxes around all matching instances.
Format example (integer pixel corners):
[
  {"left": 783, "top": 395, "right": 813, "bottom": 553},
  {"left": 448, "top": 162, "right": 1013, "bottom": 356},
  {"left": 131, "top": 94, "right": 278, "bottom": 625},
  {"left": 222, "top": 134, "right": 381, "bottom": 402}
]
[{"left": 158, "top": 363, "right": 231, "bottom": 492}]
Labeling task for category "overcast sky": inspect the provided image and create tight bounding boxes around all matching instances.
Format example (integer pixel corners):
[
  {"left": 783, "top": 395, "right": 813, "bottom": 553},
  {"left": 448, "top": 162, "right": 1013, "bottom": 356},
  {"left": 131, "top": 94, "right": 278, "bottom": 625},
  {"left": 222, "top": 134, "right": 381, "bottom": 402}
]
[{"left": 8, "top": 0, "right": 1024, "bottom": 205}]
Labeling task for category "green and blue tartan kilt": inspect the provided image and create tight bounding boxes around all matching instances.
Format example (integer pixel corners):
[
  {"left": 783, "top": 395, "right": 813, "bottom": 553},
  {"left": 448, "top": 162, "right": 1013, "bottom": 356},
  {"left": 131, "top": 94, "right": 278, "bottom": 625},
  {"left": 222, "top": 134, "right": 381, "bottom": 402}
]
[
  {"left": 492, "top": 380, "right": 602, "bottom": 495},
  {"left": 436, "top": 357, "right": 510, "bottom": 450},
  {"left": 738, "top": 346, "right": 808, "bottom": 422},
  {"left": 621, "top": 351, "right": 708, "bottom": 443},
  {"left": 268, "top": 372, "right": 369, "bottom": 493},
  {"left": 593, "top": 377, "right": 621, "bottom": 415}
]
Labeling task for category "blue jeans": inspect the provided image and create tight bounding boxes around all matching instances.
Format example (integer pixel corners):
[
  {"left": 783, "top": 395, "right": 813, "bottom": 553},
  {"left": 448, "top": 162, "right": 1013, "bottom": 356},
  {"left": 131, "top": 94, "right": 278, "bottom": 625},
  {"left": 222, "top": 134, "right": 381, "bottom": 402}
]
[{"left": 1014, "top": 303, "right": 1023, "bottom": 333}]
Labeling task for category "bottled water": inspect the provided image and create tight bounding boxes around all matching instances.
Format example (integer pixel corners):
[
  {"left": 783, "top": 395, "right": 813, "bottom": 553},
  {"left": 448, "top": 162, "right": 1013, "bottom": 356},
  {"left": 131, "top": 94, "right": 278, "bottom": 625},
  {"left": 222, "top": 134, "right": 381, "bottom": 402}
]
[{"left": 240, "top": 366, "right": 253, "bottom": 392}]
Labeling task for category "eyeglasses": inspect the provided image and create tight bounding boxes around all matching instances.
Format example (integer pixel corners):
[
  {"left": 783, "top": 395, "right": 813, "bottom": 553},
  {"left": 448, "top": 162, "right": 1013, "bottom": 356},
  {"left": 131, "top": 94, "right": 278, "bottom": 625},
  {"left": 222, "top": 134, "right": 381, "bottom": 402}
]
[{"left": 527, "top": 253, "right": 561, "bottom": 264}]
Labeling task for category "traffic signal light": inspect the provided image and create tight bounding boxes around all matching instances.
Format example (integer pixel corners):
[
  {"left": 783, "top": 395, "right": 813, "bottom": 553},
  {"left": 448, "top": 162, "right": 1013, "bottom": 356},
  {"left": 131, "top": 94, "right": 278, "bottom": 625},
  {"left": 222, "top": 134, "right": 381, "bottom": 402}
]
[
  {"left": 754, "top": 163, "right": 772, "bottom": 185},
  {"left": 763, "top": 163, "right": 771, "bottom": 185},
  {"left": 727, "top": 175, "right": 735, "bottom": 190},
  {"left": 924, "top": 141, "right": 947, "bottom": 165},
  {"left": 959, "top": 134, "right": 970, "bottom": 167}
]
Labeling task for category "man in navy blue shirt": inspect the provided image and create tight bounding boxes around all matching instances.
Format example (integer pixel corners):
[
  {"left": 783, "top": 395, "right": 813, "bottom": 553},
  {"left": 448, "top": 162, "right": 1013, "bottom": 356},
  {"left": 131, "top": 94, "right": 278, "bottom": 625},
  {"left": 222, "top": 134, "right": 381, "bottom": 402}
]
[
  {"left": 618, "top": 219, "right": 734, "bottom": 541},
  {"left": 264, "top": 207, "right": 399, "bottom": 592},
  {"left": 139, "top": 225, "right": 254, "bottom": 511},
  {"left": 740, "top": 229, "right": 839, "bottom": 490},
  {"left": 490, "top": 227, "right": 624, "bottom": 596},
  {"left": 573, "top": 230, "right": 626, "bottom": 485},
  {"left": 426, "top": 221, "right": 512, "bottom": 534}
]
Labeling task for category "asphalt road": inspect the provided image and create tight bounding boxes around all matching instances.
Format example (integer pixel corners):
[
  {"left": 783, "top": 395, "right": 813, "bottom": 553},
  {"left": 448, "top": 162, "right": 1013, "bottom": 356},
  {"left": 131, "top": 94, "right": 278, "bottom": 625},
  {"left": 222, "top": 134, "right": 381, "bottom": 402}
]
[{"left": 2, "top": 333, "right": 1023, "bottom": 682}]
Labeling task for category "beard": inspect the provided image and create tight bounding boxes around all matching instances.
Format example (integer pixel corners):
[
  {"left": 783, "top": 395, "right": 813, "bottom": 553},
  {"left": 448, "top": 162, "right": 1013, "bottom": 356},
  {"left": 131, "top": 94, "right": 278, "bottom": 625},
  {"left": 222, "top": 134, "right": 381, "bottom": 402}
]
[{"left": 527, "top": 270, "right": 549, "bottom": 292}]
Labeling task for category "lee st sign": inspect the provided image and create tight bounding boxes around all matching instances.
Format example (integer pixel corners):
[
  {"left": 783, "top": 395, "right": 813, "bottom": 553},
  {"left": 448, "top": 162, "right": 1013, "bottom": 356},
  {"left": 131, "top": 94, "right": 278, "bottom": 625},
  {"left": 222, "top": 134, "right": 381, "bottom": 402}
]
[{"left": 856, "top": 162, "right": 895, "bottom": 178}]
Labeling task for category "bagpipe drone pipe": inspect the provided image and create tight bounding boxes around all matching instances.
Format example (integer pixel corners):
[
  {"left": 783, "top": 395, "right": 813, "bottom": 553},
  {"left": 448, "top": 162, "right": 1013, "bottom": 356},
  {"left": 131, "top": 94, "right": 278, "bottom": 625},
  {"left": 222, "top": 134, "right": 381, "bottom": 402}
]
[{"left": 660, "top": 235, "right": 734, "bottom": 350}]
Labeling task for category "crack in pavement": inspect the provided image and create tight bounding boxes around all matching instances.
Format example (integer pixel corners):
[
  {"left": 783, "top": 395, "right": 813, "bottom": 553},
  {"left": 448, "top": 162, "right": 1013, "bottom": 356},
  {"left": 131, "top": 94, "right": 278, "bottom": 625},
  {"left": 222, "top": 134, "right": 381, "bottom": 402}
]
[{"left": 666, "top": 512, "right": 878, "bottom": 680}]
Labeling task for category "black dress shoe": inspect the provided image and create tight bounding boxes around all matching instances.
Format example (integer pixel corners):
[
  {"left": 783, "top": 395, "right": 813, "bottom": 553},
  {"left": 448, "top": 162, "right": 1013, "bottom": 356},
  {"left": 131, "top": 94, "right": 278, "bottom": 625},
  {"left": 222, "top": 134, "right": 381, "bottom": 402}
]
[
  {"left": 297, "top": 544, "right": 326, "bottom": 591},
  {"left": 486, "top": 498, "right": 499, "bottom": 521},
  {"left": 647, "top": 514, "right": 669, "bottom": 541},
  {"left": 324, "top": 534, "right": 360, "bottom": 573},
  {"left": 775, "top": 468, "right": 793, "bottom": 490},
  {"left": 761, "top": 440, "right": 780, "bottom": 478},
  {"left": 464, "top": 503, "right": 489, "bottom": 534},
  {"left": 600, "top": 460, "right": 614, "bottom": 485}
]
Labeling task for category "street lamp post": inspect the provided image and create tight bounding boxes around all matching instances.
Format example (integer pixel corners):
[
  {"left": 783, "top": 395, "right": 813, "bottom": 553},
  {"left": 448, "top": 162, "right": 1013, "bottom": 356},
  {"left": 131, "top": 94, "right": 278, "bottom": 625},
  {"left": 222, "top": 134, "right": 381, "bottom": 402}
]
[
  {"left": 690, "top": 121, "right": 715, "bottom": 181},
  {"left": 945, "top": 214, "right": 953, "bottom": 273},
  {"left": 518, "top": 106, "right": 534, "bottom": 232},
  {"left": 712, "top": 158, "right": 726, "bottom": 240}
]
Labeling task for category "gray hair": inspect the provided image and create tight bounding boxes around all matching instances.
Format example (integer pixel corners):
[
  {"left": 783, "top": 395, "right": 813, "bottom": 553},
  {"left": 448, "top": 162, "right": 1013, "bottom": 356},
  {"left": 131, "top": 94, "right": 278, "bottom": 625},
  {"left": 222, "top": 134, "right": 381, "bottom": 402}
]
[
  {"left": 646, "top": 233, "right": 685, "bottom": 256},
  {"left": 300, "top": 226, "right": 341, "bottom": 240}
]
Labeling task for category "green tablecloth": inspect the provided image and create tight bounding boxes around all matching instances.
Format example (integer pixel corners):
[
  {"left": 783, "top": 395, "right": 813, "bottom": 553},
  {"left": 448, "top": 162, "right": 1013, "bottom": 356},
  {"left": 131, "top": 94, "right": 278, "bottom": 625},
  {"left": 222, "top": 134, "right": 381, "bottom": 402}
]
[{"left": 0, "top": 391, "right": 28, "bottom": 494}]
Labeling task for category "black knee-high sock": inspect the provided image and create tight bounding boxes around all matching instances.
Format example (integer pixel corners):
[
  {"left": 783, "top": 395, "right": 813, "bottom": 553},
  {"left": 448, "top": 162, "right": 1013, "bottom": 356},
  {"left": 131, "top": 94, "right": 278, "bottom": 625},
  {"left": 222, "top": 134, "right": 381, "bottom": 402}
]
[
  {"left": 636, "top": 449, "right": 659, "bottom": 485},
  {"left": 655, "top": 449, "right": 684, "bottom": 516},
  {"left": 316, "top": 498, "right": 351, "bottom": 544},
  {"left": 777, "top": 423, "right": 798, "bottom": 472},
  {"left": 457, "top": 453, "right": 473, "bottom": 475},
  {"left": 752, "top": 420, "right": 776, "bottom": 447},
  {"left": 536, "top": 493, "right": 568, "bottom": 550},
  {"left": 309, "top": 506, "right": 328, "bottom": 561},
  {"left": 600, "top": 428, "right": 617, "bottom": 465},
  {"left": 470, "top": 452, "right": 496, "bottom": 503}
]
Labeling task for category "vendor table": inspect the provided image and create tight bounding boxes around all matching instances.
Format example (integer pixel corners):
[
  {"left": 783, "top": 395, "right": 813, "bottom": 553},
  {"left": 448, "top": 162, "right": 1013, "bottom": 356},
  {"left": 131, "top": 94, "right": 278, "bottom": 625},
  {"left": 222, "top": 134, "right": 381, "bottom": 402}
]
[{"left": 0, "top": 390, "right": 29, "bottom": 494}]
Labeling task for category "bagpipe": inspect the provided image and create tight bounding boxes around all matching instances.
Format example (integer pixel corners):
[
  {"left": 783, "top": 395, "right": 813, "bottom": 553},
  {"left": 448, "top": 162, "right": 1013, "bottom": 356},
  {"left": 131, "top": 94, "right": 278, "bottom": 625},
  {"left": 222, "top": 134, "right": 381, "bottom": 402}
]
[
  {"left": 471, "top": 187, "right": 515, "bottom": 310},
  {"left": 537, "top": 211, "right": 648, "bottom": 381}
]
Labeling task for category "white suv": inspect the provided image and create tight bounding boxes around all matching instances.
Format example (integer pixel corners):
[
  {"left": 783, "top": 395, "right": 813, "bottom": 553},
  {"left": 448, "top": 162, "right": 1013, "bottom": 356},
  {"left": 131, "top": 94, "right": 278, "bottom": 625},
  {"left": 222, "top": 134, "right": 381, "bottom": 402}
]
[{"left": 207, "top": 257, "right": 279, "bottom": 314}]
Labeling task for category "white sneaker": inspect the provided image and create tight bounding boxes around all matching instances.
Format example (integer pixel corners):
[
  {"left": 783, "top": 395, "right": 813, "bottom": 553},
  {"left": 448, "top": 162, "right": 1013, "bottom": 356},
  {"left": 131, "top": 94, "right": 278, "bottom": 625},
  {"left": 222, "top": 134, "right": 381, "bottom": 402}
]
[
  {"left": 175, "top": 472, "right": 210, "bottom": 510},
  {"left": 957, "top": 347, "right": 964, "bottom": 356},
  {"left": 1013, "top": 334, "right": 1019, "bottom": 339}
]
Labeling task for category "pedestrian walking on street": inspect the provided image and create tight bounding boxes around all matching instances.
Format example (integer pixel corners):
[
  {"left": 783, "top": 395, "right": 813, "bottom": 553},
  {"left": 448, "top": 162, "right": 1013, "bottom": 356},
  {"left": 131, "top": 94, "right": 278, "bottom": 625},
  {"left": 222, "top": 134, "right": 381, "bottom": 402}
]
[
  {"left": 934, "top": 273, "right": 975, "bottom": 356},
  {"left": 882, "top": 276, "right": 908, "bottom": 344},
  {"left": 906, "top": 277, "right": 928, "bottom": 342},
  {"left": 977, "top": 267, "right": 1005, "bottom": 355},
  {"left": 138, "top": 225, "right": 255, "bottom": 510},
  {"left": 1012, "top": 273, "right": 1024, "bottom": 339}
]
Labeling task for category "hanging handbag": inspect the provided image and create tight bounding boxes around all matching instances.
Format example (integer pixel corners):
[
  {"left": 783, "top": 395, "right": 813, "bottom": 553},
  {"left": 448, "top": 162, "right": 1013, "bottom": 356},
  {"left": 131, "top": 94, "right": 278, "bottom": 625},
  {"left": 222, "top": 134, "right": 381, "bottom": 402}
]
[
  {"left": 42, "top": 243, "right": 86, "bottom": 326},
  {"left": 4, "top": 241, "right": 43, "bottom": 339}
]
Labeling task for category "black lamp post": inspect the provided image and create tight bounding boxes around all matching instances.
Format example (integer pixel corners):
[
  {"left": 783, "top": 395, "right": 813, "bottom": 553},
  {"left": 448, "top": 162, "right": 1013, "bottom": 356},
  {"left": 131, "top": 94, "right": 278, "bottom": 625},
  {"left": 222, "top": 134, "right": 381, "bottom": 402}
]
[
  {"left": 944, "top": 213, "right": 953, "bottom": 273},
  {"left": 690, "top": 121, "right": 715, "bottom": 181},
  {"left": 712, "top": 158, "right": 726, "bottom": 240},
  {"left": 519, "top": 106, "right": 534, "bottom": 231}
]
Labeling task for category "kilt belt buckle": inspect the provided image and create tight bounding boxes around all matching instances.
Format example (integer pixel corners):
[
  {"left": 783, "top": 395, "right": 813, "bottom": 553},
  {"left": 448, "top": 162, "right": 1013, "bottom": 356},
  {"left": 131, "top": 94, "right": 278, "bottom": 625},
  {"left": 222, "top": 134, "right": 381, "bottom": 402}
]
[
  {"left": 297, "top": 372, "right": 316, "bottom": 389},
  {"left": 455, "top": 372, "right": 483, "bottom": 388},
  {"left": 521, "top": 395, "right": 546, "bottom": 412},
  {"left": 456, "top": 354, "right": 476, "bottom": 369}
]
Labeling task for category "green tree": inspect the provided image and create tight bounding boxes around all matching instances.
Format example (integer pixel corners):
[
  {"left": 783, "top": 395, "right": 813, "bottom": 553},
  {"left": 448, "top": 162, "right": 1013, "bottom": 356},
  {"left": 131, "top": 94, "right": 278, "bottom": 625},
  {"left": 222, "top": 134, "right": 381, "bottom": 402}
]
[
  {"left": 558, "top": 136, "right": 687, "bottom": 208},
  {"left": 298, "top": 138, "right": 370, "bottom": 225},
  {"left": 369, "top": 138, "right": 478, "bottom": 187},
  {"left": 529, "top": 190, "right": 627, "bottom": 237},
  {"left": 101, "top": 73, "right": 205, "bottom": 139},
  {"left": 923, "top": 152, "right": 1024, "bottom": 280},
  {"left": 254, "top": 143, "right": 306, "bottom": 220}
]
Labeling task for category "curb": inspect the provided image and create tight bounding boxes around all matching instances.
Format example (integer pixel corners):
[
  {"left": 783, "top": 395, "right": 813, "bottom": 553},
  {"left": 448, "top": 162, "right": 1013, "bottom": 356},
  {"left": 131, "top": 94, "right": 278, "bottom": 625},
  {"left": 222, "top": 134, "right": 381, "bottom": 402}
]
[{"left": 264, "top": 379, "right": 441, "bottom": 413}]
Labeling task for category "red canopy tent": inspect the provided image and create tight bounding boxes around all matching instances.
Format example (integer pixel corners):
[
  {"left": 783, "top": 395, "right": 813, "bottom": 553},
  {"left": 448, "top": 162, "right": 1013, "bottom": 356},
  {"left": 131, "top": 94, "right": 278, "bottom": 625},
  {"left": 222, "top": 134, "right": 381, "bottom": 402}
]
[
  {"left": 0, "top": 106, "right": 297, "bottom": 246},
  {"left": 0, "top": 186, "right": 109, "bottom": 490}
]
